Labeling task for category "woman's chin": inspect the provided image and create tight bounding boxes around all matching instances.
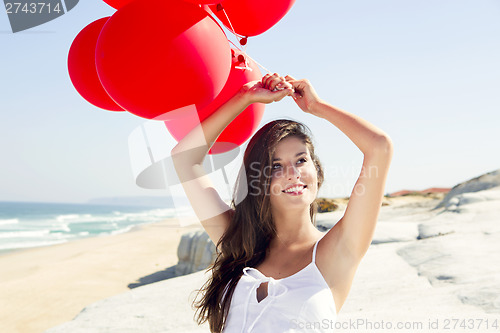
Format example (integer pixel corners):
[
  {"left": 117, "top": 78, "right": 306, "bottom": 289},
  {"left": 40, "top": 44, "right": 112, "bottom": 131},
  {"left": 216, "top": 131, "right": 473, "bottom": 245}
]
[{"left": 272, "top": 193, "right": 315, "bottom": 209}]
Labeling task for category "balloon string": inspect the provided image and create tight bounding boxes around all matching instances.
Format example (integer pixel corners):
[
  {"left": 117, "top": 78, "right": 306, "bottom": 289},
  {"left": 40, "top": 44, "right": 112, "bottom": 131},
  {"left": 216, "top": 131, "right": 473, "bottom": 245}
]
[
  {"left": 222, "top": 7, "right": 248, "bottom": 57},
  {"left": 205, "top": 7, "right": 245, "bottom": 53},
  {"left": 246, "top": 54, "right": 273, "bottom": 75},
  {"left": 226, "top": 40, "right": 271, "bottom": 75},
  {"left": 220, "top": 8, "right": 245, "bottom": 41},
  {"left": 207, "top": 7, "right": 273, "bottom": 75},
  {"left": 217, "top": 7, "right": 249, "bottom": 57}
]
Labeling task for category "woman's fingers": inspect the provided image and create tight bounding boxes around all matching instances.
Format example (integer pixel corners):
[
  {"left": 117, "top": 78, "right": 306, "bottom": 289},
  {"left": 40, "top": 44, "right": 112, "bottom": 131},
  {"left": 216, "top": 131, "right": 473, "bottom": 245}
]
[
  {"left": 262, "top": 73, "right": 279, "bottom": 90},
  {"left": 283, "top": 75, "right": 301, "bottom": 97},
  {"left": 272, "top": 88, "right": 292, "bottom": 102},
  {"left": 253, "top": 73, "right": 295, "bottom": 104},
  {"left": 285, "top": 76, "right": 310, "bottom": 99},
  {"left": 262, "top": 73, "right": 292, "bottom": 92},
  {"left": 258, "top": 74, "right": 320, "bottom": 110},
  {"left": 270, "top": 77, "right": 286, "bottom": 91}
]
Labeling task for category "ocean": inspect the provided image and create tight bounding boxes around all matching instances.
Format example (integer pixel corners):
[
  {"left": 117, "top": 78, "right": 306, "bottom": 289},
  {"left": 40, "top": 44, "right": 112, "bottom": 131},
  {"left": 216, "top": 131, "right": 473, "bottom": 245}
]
[{"left": 0, "top": 201, "right": 182, "bottom": 254}]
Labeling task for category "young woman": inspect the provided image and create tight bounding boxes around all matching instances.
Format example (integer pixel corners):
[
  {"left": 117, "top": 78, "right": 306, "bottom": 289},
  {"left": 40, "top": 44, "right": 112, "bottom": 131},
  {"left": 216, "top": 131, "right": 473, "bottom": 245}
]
[{"left": 171, "top": 73, "right": 393, "bottom": 333}]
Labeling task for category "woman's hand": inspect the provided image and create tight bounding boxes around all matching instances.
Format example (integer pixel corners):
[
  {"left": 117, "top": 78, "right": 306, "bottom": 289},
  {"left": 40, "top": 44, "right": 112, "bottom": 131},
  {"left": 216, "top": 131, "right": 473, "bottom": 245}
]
[
  {"left": 284, "top": 75, "right": 323, "bottom": 114},
  {"left": 240, "top": 73, "right": 294, "bottom": 105}
]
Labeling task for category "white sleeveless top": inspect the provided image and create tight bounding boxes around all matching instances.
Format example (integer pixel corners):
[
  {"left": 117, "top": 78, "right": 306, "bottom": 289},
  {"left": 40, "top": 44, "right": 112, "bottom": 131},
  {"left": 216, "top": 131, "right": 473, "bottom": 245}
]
[{"left": 222, "top": 233, "right": 337, "bottom": 333}]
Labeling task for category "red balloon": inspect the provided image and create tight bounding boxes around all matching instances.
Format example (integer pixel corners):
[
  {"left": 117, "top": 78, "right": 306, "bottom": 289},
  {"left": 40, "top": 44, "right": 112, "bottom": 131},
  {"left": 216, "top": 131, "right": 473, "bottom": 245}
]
[
  {"left": 209, "top": 0, "right": 296, "bottom": 37},
  {"left": 165, "top": 49, "right": 265, "bottom": 154},
  {"left": 95, "top": 0, "right": 231, "bottom": 120},
  {"left": 67, "top": 17, "right": 124, "bottom": 111},
  {"left": 101, "top": 0, "right": 133, "bottom": 10},
  {"left": 182, "top": 0, "right": 220, "bottom": 4}
]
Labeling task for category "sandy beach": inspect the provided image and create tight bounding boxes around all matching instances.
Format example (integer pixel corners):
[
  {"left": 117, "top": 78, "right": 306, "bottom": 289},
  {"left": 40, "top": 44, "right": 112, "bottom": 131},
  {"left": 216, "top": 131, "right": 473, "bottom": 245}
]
[{"left": 0, "top": 218, "right": 202, "bottom": 333}]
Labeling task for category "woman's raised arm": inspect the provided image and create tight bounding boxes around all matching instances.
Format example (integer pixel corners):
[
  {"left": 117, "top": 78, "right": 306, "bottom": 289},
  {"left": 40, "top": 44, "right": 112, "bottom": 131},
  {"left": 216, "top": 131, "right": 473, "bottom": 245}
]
[
  {"left": 285, "top": 75, "right": 393, "bottom": 311},
  {"left": 171, "top": 75, "right": 293, "bottom": 249}
]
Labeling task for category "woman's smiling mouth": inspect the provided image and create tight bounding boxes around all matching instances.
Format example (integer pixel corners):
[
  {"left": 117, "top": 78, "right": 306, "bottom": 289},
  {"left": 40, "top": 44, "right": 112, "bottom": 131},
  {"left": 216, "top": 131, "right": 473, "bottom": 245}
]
[{"left": 282, "top": 184, "right": 307, "bottom": 195}]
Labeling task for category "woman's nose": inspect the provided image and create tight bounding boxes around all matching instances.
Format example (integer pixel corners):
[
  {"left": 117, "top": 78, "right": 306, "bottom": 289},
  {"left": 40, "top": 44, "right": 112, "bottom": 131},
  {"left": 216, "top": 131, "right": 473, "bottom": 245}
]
[{"left": 286, "top": 164, "right": 300, "bottom": 179}]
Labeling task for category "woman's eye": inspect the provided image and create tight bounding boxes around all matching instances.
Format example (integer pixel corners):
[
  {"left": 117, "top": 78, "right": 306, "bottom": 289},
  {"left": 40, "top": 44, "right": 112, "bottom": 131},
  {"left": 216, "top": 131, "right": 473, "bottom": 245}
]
[{"left": 272, "top": 159, "right": 306, "bottom": 170}]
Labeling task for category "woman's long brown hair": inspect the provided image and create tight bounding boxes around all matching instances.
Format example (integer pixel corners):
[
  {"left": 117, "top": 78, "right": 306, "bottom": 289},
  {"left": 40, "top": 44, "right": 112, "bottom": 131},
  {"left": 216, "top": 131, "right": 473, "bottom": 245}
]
[{"left": 192, "top": 119, "right": 324, "bottom": 332}]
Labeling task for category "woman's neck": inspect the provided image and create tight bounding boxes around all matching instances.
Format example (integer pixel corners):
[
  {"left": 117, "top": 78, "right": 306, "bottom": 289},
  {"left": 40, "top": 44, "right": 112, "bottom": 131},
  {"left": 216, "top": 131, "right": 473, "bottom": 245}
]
[{"left": 270, "top": 207, "right": 319, "bottom": 248}]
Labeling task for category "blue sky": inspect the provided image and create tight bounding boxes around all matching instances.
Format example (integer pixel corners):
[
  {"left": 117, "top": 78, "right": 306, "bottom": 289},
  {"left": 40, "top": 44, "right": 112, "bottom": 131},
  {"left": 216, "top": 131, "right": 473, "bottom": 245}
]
[{"left": 1, "top": 0, "right": 499, "bottom": 203}]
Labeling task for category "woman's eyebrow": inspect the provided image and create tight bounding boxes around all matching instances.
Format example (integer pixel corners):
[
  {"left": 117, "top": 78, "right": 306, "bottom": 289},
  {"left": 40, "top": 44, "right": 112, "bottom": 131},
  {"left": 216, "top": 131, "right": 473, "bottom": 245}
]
[{"left": 272, "top": 151, "right": 307, "bottom": 162}]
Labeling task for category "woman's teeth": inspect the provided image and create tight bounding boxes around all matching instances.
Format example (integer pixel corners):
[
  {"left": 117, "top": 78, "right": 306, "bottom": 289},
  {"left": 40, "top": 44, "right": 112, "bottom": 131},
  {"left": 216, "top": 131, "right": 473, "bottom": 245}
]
[{"left": 283, "top": 185, "right": 307, "bottom": 193}]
